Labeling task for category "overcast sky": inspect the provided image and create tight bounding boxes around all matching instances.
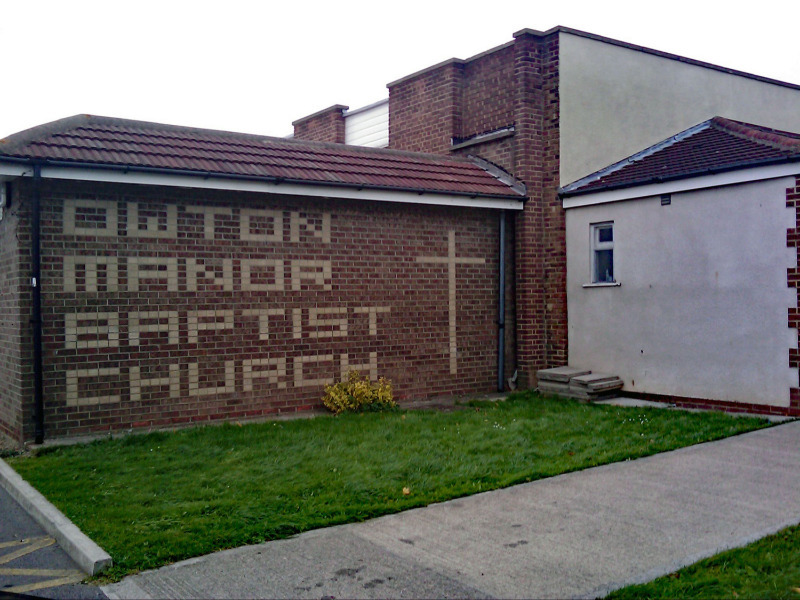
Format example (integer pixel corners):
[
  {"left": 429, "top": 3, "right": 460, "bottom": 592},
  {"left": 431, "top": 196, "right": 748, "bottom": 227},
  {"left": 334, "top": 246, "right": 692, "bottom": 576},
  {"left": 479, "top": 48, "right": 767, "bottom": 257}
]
[{"left": 2, "top": 0, "right": 798, "bottom": 140}]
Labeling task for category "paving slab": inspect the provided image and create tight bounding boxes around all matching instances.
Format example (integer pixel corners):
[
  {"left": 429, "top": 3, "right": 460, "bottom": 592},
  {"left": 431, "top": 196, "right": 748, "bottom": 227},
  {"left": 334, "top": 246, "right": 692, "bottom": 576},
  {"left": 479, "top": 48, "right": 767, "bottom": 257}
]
[
  {"left": 536, "top": 367, "right": 592, "bottom": 383},
  {"left": 103, "top": 420, "right": 800, "bottom": 600},
  {"left": 570, "top": 373, "right": 620, "bottom": 386},
  {"left": 537, "top": 382, "right": 571, "bottom": 394}
]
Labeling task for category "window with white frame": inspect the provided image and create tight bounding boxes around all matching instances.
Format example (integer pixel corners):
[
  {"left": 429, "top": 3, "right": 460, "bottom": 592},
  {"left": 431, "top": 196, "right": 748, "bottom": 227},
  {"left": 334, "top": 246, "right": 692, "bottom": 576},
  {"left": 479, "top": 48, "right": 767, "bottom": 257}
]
[{"left": 591, "top": 222, "right": 614, "bottom": 283}]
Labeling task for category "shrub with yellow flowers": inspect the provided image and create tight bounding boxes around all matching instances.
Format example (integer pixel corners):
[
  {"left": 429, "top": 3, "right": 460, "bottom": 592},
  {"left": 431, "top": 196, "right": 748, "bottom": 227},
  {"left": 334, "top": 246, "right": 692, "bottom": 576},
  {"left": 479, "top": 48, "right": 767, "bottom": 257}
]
[{"left": 322, "top": 371, "right": 396, "bottom": 414}]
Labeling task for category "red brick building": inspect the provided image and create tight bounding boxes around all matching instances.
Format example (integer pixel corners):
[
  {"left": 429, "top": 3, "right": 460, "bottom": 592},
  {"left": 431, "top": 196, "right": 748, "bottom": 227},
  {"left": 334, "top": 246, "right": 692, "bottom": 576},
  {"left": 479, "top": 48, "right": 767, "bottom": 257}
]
[
  {"left": 293, "top": 26, "right": 800, "bottom": 391},
  {"left": 0, "top": 117, "right": 524, "bottom": 443},
  {"left": 5, "top": 26, "right": 800, "bottom": 443}
]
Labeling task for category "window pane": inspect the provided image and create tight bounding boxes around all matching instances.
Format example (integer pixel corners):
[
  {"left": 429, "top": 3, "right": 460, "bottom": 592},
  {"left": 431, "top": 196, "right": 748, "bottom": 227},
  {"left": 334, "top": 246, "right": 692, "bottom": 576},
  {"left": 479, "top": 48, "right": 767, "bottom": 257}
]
[
  {"left": 594, "top": 249, "right": 613, "bottom": 282},
  {"left": 598, "top": 226, "right": 613, "bottom": 243}
]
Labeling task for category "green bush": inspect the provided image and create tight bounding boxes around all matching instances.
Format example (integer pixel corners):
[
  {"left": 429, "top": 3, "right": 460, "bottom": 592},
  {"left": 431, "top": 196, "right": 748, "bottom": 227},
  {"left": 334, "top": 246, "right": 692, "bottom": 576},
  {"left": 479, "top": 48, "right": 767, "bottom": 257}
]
[{"left": 322, "top": 371, "right": 396, "bottom": 414}]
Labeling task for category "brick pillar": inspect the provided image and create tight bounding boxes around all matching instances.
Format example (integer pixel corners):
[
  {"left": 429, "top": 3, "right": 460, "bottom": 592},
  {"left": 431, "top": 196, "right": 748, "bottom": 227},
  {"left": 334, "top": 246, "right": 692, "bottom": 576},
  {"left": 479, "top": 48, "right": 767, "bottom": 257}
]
[
  {"left": 0, "top": 180, "right": 32, "bottom": 444},
  {"left": 786, "top": 176, "right": 800, "bottom": 412},
  {"left": 511, "top": 29, "right": 565, "bottom": 388},
  {"left": 541, "top": 33, "right": 568, "bottom": 372},
  {"left": 292, "top": 104, "right": 348, "bottom": 144}
]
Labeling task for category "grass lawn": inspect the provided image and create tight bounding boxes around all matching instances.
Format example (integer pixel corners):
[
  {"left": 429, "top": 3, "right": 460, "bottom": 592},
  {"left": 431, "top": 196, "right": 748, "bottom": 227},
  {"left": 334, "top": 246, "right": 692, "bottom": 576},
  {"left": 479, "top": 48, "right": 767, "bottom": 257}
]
[
  {"left": 5, "top": 392, "right": 771, "bottom": 581},
  {"left": 606, "top": 523, "right": 800, "bottom": 599}
]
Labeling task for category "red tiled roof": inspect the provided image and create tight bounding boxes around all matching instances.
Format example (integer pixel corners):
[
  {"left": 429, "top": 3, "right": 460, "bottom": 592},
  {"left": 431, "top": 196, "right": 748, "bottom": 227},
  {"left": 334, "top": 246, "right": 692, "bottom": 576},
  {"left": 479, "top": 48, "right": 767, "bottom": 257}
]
[
  {"left": 0, "top": 115, "right": 525, "bottom": 200},
  {"left": 561, "top": 117, "right": 800, "bottom": 196}
]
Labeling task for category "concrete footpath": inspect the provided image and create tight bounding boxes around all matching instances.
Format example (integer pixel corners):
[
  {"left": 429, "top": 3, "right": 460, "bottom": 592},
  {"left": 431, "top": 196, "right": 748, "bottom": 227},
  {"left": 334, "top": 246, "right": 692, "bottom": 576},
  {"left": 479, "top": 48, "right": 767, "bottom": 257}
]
[{"left": 103, "top": 420, "right": 800, "bottom": 599}]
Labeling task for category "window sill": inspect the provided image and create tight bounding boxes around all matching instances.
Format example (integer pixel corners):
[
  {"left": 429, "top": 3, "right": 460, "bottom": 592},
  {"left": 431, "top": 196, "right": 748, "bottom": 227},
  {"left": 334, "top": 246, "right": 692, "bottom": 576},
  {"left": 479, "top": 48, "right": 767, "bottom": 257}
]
[{"left": 582, "top": 282, "right": 621, "bottom": 288}]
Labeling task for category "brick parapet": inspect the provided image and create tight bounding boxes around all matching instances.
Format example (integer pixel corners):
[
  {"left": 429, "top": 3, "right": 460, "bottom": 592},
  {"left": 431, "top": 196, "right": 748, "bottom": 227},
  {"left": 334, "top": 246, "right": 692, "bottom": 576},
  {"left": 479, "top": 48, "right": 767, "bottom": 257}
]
[
  {"left": 460, "top": 44, "right": 516, "bottom": 140},
  {"left": 389, "top": 44, "right": 517, "bottom": 163},
  {"left": 388, "top": 62, "right": 463, "bottom": 154},
  {"left": 292, "top": 104, "right": 348, "bottom": 144}
]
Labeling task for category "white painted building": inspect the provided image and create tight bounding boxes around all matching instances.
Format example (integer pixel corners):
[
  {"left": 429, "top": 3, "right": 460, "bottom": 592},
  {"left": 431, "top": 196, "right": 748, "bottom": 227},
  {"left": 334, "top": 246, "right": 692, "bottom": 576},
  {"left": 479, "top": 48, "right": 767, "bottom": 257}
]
[
  {"left": 292, "top": 27, "right": 800, "bottom": 414},
  {"left": 562, "top": 117, "right": 800, "bottom": 412}
]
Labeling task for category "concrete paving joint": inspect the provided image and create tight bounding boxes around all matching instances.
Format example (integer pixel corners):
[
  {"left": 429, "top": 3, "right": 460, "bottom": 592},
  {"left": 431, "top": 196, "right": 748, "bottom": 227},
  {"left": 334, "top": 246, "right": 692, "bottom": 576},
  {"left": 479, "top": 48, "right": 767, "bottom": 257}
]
[{"left": 0, "top": 457, "right": 112, "bottom": 576}]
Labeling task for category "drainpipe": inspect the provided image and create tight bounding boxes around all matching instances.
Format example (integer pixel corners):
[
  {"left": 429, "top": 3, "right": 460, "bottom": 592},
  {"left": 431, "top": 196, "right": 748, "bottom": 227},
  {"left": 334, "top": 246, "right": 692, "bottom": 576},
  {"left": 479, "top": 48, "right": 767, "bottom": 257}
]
[
  {"left": 31, "top": 163, "right": 45, "bottom": 444},
  {"left": 497, "top": 210, "right": 506, "bottom": 392}
]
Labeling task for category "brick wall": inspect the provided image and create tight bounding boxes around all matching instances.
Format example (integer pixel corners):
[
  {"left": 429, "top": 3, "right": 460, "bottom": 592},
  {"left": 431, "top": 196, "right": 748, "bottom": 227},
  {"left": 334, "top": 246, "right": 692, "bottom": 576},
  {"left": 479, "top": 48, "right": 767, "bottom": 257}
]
[
  {"left": 387, "top": 30, "right": 567, "bottom": 389},
  {"left": 625, "top": 391, "right": 800, "bottom": 417},
  {"left": 0, "top": 183, "right": 31, "bottom": 444},
  {"left": 510, "top": 31, "right": 547, "bottom": 389},
  {"left": 388, "top": 46, "right": 516, "bottom": 160},
  {"left": 787, "top": 176, "right": 800, "bottom": 414},
  {"left": 389, "top": 62, "right": 463, "bottom": 154},
  {"left": 26, "top": 180, "right": 500, "bottom": 440},
  {"left": 461, "top": 44, "right": 516, "bottom": 138},
  {"left": 292, "top": 105, "right": 348, "bottom": 144},
  {"left": 539, "top": 33, "right": 567, "bottom": 376}
]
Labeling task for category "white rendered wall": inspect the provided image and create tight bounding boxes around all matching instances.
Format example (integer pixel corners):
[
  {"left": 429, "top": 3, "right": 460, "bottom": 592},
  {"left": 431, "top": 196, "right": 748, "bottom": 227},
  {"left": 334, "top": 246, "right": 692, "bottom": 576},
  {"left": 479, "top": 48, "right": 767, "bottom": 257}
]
[
  {"left": 559, "top": 32, "right": 800, "bottom": 186},
  {"left": 566, "top": 177, "right": 798, "bottom": 407}
]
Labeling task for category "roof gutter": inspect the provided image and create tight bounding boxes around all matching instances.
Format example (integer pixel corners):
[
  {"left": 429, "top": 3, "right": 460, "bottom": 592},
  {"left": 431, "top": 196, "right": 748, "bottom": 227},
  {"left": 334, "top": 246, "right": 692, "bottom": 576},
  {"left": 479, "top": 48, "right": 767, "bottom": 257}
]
[{"left": 0, "top": 155, "right": 527, "bottom": 205}]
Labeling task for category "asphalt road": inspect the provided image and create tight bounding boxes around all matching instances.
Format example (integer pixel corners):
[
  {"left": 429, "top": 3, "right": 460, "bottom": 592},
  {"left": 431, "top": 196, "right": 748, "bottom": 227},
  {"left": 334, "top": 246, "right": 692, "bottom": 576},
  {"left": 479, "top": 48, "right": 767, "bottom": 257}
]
[{"left": 0, "top": 484, "right": 106, "bottom": 599}]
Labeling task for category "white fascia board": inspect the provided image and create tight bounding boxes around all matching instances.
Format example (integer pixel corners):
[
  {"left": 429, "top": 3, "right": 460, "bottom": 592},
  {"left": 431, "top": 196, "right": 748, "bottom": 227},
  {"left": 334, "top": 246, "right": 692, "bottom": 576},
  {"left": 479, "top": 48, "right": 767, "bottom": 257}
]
[
  {"left": 0, "top": 164, "right": 30, "bottom": 178},
  {"left": 562, "top": 162, "right": 800, "bottom": 209},
  {"left": 29, "top": 165, "right": 525, "bottom": 211}
]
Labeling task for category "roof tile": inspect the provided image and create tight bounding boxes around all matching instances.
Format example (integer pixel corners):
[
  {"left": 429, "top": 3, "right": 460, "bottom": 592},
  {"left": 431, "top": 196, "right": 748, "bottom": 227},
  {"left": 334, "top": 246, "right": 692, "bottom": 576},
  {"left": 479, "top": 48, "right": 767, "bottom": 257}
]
[
  {"left": 562, "top": 117, "right": 800, "bottom": 196},
  {"left": 0, "top": 115, "right": 525, "bottom": 200}
]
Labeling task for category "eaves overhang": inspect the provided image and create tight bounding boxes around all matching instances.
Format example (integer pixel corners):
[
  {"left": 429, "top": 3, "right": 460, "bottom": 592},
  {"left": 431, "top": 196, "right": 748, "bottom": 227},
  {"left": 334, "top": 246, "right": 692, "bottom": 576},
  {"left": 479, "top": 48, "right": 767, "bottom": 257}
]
[
  {"left": 560, "top": 158, "right": 800, "bottom": 209},
  {"left": 0, "top": 157, "right": 526, "bottom": 211}
]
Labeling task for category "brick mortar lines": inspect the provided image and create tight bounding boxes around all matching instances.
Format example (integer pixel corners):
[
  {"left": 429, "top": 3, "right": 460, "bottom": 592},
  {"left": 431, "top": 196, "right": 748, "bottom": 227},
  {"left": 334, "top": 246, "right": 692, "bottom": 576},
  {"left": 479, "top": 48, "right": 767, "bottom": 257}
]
[
  {"left": 0, "top": 183, "right": 32, "bottom": 444},
  {"left": 16, "top": 179, "right": 503, "bottom": 440},
  {"left": 788, "top": 176, "right": 800, "bottom": 410},
  {"left": 624, "top": 391, "right": 800, "bottom": 418}
]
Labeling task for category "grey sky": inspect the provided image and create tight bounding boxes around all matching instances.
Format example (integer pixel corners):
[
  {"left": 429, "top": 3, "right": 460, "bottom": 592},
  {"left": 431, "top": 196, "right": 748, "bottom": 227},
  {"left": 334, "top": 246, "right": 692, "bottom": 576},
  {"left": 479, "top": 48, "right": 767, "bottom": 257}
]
[{"left": 2, "top": 0, "right": 798, "bottom": 139}]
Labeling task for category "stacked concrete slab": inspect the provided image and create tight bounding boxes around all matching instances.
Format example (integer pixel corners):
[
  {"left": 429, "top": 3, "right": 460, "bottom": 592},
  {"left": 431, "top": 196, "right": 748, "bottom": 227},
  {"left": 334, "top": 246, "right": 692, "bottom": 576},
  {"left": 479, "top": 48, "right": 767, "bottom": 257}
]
[
  {"left": 537, "top": 367, "right": 623, "bottom": 401},
  {"left": 536, "top": 367, "right": 590, "bottom": 396}
]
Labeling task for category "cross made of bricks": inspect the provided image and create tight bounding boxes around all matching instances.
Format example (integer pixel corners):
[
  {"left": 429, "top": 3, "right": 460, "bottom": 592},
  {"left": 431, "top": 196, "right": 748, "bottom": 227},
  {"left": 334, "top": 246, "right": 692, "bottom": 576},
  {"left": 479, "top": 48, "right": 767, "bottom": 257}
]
[{"left": 416, "top": 230, "right": 486, "bottom": 375}]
